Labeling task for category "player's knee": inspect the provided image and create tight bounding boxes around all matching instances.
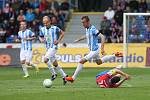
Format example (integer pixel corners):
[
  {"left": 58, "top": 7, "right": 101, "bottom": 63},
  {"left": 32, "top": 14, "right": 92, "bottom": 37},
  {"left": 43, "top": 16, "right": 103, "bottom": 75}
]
[
  {"left": 53, "top": 61, "right": 58, "bottom": 67},
  {"left": 44, "top": 60, "right": 47, "bottom": 63},
  {"left": 53, "top": 64, "right": 58, "bottom": 67},
  {"left": 21, "top": 60, "right": 25, "bottom": 64},
  {"left": 79, "top": 59, "right": 86, "bottom": 64}
]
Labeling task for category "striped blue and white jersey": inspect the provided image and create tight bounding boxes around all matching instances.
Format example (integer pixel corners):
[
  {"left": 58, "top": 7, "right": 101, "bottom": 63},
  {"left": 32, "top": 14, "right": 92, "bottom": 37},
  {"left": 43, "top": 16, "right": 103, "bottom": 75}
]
[
  {"left": 85, "top": 25, "right": 99, "bottom": 51},
  {"left": 39, "top": 25, "right": 61, "bottom": 50},
  {"left": 18, "top": 29, "right": 34, "bottom": 51}
]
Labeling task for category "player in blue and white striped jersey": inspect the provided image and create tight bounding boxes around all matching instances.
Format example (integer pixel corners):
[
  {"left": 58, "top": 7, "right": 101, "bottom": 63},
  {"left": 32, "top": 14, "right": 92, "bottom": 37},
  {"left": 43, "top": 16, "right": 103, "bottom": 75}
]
[
  {"left": 17, "top": 21, "right": 39, "bottom": 78},
  {"left": 39, "top": 16, "right": 67, "bottom": 85},
  {"left": 66, "top": 16, "right": 123, "bottom": 83}
]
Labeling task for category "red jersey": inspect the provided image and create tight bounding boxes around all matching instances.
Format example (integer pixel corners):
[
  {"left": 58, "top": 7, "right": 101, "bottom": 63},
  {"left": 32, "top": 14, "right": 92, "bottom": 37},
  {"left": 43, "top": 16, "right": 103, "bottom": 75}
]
[{"left": 96, "top": 69, "right": 117, "bottom": 88}]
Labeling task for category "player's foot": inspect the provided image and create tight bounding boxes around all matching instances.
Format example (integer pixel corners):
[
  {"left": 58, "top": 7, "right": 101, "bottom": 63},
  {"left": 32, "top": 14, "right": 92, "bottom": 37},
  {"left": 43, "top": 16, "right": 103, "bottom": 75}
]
[
  {"left": 51, "top": 74, "right": 57, "bottom": 81},
  {"left": 63, "top": 75, "right": 68, "bottom": 85},
  {"left": 23, "top": 75, "right": 29, "bottom": 78},
  {"left": 114, "top": 52, "right": 123, "bottom": 57},
  {"left": 65, "top": 76, "right": 74, "bottom": 83},
  {"left": 32, "top": 64, "right": 39, "bottom": 73}
]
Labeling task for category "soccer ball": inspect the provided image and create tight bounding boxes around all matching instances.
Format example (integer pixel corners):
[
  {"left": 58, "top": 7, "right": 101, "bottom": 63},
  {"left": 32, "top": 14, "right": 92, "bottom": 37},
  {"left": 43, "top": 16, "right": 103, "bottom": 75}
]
[{"left": 43, "top": 79, "right": 53, "bottom": 88}]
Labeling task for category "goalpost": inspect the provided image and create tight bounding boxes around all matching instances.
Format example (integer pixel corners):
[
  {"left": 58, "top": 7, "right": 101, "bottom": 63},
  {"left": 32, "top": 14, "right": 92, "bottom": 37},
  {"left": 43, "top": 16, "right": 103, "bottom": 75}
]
[{"left": 123, "top": 13, "right": 149, "bottom": 68}]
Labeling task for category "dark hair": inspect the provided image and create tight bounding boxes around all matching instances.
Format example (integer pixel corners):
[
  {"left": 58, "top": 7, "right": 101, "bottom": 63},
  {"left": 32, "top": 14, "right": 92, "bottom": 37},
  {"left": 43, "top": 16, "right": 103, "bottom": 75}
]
[
  {"left": 81, "top": 16, "right": 90, "bottom": 22},
  {"left": 110, "top": 76, "right": 120, "bottom": 84},
  {"left": 51, "top": 15, "right": 58, "bottom": 21}
]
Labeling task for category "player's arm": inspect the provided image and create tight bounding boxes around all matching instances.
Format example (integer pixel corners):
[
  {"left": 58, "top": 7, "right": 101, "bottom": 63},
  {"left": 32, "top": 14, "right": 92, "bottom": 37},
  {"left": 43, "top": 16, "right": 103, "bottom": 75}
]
[
  {"left": 111, "top": 69, "right": 130, "bottom": 88},
  {"left": 113, "top": 78, "right": 127, "bottom": 88},
  {"left": 39, "top": 36, "right": 45, "bottom": 43},
  {"left": 74, "top": 35, "right": 86, "bottom": 43},
  {"left": 97, "top": 32, "right": 105, "bottom": 55},
  {"left": 39, "top": 28, "right": 45, "bottom": 43},
  {"left": 115, "top": 69, "right": 130, "bottom": 80},
  {"left": 58, "top": 30, "right": 64, "bottom": 43},
  {"left": 54, "top": 29, "right": 64, "bottom": 45},
  {"left": 15, "top": 32, "right": 21, "bottom": 43}
]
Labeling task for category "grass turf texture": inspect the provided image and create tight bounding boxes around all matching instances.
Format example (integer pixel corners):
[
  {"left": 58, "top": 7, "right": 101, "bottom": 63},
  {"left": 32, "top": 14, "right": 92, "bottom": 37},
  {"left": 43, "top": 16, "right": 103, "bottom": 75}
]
[{"left": 0, "top": 67, "right": 150, "bottom": 100}]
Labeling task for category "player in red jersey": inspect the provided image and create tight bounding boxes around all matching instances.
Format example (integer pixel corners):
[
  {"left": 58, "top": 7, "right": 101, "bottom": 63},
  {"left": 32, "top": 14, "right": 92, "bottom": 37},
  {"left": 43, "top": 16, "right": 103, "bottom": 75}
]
[{"left": 96, "top": 65, "right": 130, "bottom": 88}]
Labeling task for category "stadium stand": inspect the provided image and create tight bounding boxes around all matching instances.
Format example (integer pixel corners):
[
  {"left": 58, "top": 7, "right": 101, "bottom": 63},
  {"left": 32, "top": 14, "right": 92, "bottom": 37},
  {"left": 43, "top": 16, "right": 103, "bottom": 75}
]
[
  {"left": 63, "top": 13, "right": 101, "bottom": 43},
  {"left": 0, "top": 0, "right": 71, "bottom": 43}
]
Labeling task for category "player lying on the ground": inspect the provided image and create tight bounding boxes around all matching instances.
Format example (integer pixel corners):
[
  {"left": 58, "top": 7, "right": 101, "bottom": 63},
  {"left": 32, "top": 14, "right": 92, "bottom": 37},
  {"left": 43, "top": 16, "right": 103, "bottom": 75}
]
[
  {"left": 96, "top": 65, "right": 130, "bottom": 88},
  {"left": 66, "top": 16, "right": 123, "bottom": 83}
]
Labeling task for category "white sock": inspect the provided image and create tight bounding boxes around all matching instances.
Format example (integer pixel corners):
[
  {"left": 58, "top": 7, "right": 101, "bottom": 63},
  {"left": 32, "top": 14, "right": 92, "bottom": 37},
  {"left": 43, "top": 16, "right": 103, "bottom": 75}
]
[
  {"left": 22, "top": 64, "right": 29, "bottom": 76},
  {"left": 101, "top": 55, "right": 115, "bottom": 63},
  {"left": 56, "top": 65, "right": 66, "bottom": 78},
  {"left": 72, "top": 63, "right": 83, "bottom": 80},
  {"left": 47, "top": 62, "right": 57, "bottom": 75},
  {"left": 30, "top": 62, "right": 36, "bottom": 68}
]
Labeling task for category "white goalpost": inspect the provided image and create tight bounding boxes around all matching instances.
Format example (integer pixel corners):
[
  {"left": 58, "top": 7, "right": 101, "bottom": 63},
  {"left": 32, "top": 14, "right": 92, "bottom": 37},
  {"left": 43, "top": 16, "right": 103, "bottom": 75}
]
[{"left": 123, "top": 13, "right": 150, "bottom": 68}]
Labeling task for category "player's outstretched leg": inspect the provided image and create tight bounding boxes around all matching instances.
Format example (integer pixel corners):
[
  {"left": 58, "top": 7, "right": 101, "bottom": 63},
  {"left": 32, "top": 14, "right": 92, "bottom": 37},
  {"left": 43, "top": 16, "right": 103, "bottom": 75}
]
[
  {"left": 100, "top": 52, "right": 123, "bottom": 64},
  {"left": 66, "top": 63, "right": 83, "bottom": 83},
  {"left": 29, "top": 62, "right": 39, "bottom": 73},
  {"left": 66, "top": 58, "right": 86, "bottom": 83},
  {"left": 44, "top": 58, "right": 57, "bottom": 81}
]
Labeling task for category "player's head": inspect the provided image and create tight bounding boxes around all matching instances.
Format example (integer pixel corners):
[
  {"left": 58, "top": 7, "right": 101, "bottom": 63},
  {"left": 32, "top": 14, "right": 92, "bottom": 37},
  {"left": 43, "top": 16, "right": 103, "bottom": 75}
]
[
  {"left": 81, "top": 16, "right": 90, "bottom": 28},
  {"left": 43, "top": 16, "right": 51, "bottom": 28},
  {"left": 110, "top": 76, "right": 120, "bottom": 84},
  {"left": 20, "top": 20, "right": 27, "bottom": 31},
  {"left": 51, "top": 16, "right": 58, "bottom": 25}
]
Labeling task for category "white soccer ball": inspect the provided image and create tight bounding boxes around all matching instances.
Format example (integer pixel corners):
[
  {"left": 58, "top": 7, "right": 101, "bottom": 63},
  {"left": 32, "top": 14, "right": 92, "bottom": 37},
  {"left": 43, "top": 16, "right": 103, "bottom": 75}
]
[{"left": 43, "top": 79, "right": 53, "bottom": 88}]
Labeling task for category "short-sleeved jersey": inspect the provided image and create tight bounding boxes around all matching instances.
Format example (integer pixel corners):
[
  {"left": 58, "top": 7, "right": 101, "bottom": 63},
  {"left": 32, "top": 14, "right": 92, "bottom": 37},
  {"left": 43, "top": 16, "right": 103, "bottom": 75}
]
[
  {"left": 96, "top": 69, "right": 117, "bottom": 88},
  {"left": 85, "top": 25, "right": 99, "bottom": 51},
  {"left": 39, "top": 25, "right": 61, "bottom": 50},
  {"left": 18, "top": 29, "right": 34, "bottom": 51}
]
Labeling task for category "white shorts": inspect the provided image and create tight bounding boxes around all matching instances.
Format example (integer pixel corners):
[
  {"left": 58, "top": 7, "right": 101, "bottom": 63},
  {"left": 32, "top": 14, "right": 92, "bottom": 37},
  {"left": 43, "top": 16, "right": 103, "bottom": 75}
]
[
  {"left": 84, "top": 44, "right": 101, "bottom": 61},
  {"left": 20, "top": 50, "right": 32, "bottom": 62},
  {"left": 44, "top": 48, "right": 57, "bottom": 63}
]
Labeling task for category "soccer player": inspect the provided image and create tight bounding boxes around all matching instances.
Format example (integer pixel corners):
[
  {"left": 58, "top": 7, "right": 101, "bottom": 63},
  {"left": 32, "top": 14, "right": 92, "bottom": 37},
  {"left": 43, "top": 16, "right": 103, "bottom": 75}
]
[
  {"left": 39, "top": 16, "right": 68, "bottom": 85},
  {"left": 17, "top": 21, "right": 39, "bottom": 78},
  {"left": 96, "top": 65, "right": 130, "bottom": 88},
  {"left": 66, "top": 16, "right": 123, "bottom": 82}
]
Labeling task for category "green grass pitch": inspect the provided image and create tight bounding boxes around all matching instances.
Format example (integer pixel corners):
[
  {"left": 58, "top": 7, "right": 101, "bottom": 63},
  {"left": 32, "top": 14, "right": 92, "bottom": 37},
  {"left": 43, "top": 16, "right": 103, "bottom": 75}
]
[{"left": 0, "top": 67, "right": 150, "bottom": 100}]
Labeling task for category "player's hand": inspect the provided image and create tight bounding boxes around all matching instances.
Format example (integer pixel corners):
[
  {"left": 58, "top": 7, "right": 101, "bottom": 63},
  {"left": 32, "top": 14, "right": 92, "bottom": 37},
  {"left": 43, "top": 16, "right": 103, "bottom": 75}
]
[
  {"left": 54, "top": 40, "right": 59, "bottom": 45},
  {"left": 73, "top": 39, "right": 79, "bottom": 43},
  {"left": 23, "top": 38, "right": 27, "bottom": 41},
  {"left": 125, "top": 74, "right": 131, "bottom": 80},
  {"left": 15, "top": 39, "right": 20, "bottom": 43},
  {"left": 24, "top": 37, "right": 31, "bottom": 41}
]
